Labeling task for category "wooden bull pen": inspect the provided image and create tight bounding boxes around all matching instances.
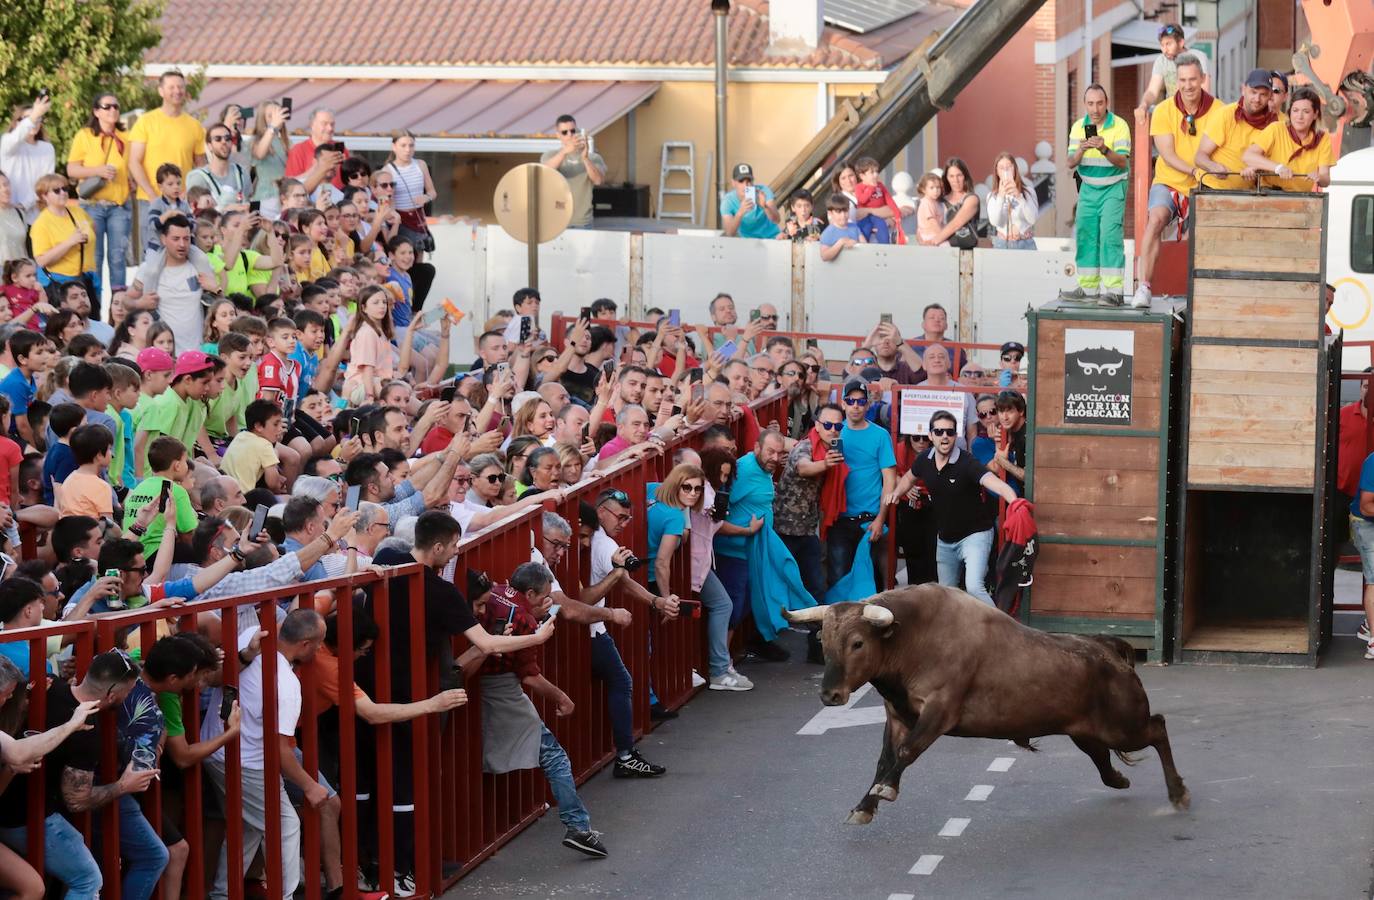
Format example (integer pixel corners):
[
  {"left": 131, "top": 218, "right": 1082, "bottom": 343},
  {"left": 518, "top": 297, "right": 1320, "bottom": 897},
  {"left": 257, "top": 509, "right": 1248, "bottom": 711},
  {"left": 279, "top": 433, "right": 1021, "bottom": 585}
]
[
  {"left": 1173, "top": 191, "right": 1337, "bottom": 666},
  {"left": 1024, "top": 300, "right": 1183, "bottom": 661}
]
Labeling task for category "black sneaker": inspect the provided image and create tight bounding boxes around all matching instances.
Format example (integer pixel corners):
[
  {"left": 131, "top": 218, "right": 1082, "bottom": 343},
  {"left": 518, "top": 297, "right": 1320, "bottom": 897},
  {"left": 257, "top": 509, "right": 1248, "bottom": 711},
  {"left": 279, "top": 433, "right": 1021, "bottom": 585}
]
[
  {"left": 613, "top": 749, "right": 666, "bottom": 778},
  {"left": 748, "top": 640, "right": 790, "bottom": 662},
  {"left": 649, "top": 703, "right": 679, "bottom": 721},
  {"left": 562, "top": 828, "right": 609, "bottom": 858}
]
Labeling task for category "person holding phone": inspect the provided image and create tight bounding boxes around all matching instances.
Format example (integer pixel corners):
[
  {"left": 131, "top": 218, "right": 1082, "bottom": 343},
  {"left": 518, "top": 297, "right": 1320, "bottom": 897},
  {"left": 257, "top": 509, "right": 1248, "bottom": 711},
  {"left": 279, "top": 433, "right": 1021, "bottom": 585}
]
[
  {"left": 540, "top": 114, "right": 605, "bottom": 228},
  {"left": 1065, "top": 83, "right": 1130, "bottom": 302},
  {"left": 986, "top": 152, "right": 1039, "bottom": 251},
  {"left": 720, "top": 162, "right": 779, "bottom": 239}
]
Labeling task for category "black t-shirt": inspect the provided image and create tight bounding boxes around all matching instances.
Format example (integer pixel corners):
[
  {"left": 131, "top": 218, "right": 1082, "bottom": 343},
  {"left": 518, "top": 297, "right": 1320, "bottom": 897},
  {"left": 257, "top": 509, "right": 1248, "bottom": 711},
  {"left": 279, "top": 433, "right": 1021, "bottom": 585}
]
[
  {"left": 559, "top": 362, "right": 600, "bottom": 407},
  {"left": 368, "top": 549, "right": 477, "bottom": 701},
  {"left": 912, "top": 447, "right": 996, "bottom": 542},
  {"left": 1006, "top": 423, "right": 1026, "bottom": 496}
]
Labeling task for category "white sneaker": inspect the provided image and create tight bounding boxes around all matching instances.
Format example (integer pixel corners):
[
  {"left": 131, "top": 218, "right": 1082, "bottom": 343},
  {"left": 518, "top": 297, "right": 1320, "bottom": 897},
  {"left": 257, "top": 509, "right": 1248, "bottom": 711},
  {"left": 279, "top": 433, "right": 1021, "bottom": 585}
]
[
  {"left": 1130, "top": 284, "right": 1152, "bottom": 308},
  {"left": 1365, "top": 640, "right": 1374, "bottom": 661},
  {"left": 709, "top": 671, "right": 754, "bottom": 691},
  {"left": 393, "top": 873, "right": 416, "bottom": 898},
  {"left": 690, "top": 670, "right": 706, "bottom": 688},
  {"left": 1358, "top": 619, "right": 1370, "bottom": 642}
]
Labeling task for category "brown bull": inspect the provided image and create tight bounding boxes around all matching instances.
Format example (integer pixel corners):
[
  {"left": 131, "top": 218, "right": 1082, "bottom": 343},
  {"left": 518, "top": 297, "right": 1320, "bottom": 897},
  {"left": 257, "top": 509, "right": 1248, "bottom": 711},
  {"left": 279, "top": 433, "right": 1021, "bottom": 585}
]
[{"left": 784, "top": 584, "right": 1189, "bottom": 825}]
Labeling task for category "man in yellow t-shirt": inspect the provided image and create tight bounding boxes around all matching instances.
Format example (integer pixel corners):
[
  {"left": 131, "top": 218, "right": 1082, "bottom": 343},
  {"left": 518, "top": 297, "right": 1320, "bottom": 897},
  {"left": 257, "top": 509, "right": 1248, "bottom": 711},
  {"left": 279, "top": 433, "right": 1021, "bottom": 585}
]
[
  {"left": 1134, "top": 53, "right": 1225, "bottom": 309},
  {"left": 128, "top": 70, "right": 206, "bottom": 218},
  {"left": 1195, "top": 68, "right": 1280, "bottom": 191}
]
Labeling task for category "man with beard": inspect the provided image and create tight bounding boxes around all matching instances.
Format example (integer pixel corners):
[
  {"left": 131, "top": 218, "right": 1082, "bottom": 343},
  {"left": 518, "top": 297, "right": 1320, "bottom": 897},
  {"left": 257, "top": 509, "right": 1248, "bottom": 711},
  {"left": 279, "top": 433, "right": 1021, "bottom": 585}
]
[
  {"left": 600, "top": 365, "right": 649, "bottom": 423},
  {"left": 747, "top": 354, "right": 775, "bottom": 399},
  {"left": 187, "top": 123, "right": 250, "bottom": 208},
  {"left": 1195, "top": 68, "right": 1278, "bottom": 191},
  {"left": 778, "top": 360, "right": 818, "bottom": 440}
]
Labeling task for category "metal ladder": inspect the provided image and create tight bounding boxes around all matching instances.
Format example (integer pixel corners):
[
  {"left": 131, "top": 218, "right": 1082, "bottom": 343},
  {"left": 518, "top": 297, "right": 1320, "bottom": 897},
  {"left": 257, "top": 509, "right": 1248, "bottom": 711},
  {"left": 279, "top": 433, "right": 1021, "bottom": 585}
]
[{"left": 657, "top": 142, "right": 696, "bottom": 224}]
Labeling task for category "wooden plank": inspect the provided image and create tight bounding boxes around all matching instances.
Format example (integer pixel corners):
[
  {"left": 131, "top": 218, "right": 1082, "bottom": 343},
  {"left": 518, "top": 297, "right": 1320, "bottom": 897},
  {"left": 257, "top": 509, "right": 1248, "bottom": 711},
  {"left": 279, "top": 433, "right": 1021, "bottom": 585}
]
[
  {"left": 1030, "top": 573, "right": 1156, "bottom": 617},
  {"left": 1194, "top": 209, "right": 1323, "bottom": 229},
  {"left": 1034, "top": 467, "right": 1159, "bottom": 507},
  {"left": 1188, "top": 370, "right": 1316, "bottom": 397},
  {"left": 1033, "top": 434, "right": 1160, "bottom": 470},
  {"left": 1194, "top": 249, "right": 1321, "bottom": 274},
  {"left": 1187, "top": 440, "right": 1316, "bottom": 469},
  {"left": 1189, "top": 392, "right": 1316, "bottom": 419},
  {"left": 1182, "top": 619, "right": 1308, "bottom": 653},
  {"left": 1189, "top": 345, "right": 1317, "bottom": 373},
  {"left": 1192, "top": 193, "right": 1323, "bottom": 222},
  {"left": 1187, "top": 414, "right": 1314, "bottom": 445},
  {"left": 1186, "top": 463, "right": 1314, "bottom": 488},
  {"left": 1036, "top": 544, "right": 1157, "bottom": 579},
  {"left": 1191, "top": 278, "right": 1319, "bottom": 302},
  {"left": 1192, "top": 316, "right": 1315, "bottom": 341},
  {"left": 1035, "top": 503, "right": 1159, "bottom": 541},
  {"left": 1193, "top": 225, "right": 1322, "bottom": 249}
]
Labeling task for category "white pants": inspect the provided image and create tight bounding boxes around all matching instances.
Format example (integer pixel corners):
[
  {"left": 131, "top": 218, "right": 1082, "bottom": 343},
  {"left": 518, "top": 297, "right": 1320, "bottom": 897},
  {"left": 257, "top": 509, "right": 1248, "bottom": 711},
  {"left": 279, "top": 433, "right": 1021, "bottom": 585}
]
[{"left": 205, "top": 759, "right": 301, "bottom": 899}]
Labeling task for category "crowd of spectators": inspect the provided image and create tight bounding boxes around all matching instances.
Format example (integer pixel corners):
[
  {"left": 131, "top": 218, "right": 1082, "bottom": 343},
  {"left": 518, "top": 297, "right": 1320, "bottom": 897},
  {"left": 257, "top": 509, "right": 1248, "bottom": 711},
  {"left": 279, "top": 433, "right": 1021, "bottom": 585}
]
[{"left": 0, "top": 76, "right": 1034, "bottom": 899}]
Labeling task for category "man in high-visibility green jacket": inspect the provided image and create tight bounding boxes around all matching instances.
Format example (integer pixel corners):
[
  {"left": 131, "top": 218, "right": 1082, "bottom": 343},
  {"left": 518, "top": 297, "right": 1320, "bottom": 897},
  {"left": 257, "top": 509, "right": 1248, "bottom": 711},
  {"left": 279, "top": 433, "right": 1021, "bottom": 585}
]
[{"left": 1065, "top": 84, "right": 1132, "bottom": 305}]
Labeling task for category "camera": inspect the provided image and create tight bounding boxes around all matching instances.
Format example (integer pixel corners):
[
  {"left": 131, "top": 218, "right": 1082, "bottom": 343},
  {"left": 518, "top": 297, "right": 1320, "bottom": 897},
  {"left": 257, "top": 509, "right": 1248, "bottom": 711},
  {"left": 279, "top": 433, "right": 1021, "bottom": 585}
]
[{"left": 620, "top": 554, "right": 644, "bottom": 572}]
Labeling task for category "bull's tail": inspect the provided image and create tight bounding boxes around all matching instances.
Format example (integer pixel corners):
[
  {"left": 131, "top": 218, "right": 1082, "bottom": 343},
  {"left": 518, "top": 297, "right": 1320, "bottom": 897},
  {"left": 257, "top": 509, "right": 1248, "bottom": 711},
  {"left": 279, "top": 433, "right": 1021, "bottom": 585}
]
[
  {"left": 1088, "top": 635, "right": 1138, "bottom": 668},
  {"left": 1113, "top": 750, "right": 1142, "bottom": 767}
]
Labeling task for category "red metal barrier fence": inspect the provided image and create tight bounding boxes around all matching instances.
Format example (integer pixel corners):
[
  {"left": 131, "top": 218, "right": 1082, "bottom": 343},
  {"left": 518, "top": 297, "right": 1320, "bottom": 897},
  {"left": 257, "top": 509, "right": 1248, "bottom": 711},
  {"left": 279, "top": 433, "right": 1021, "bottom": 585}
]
[{"left": 0, "top": 390, "right": 793, "bottom": 899}]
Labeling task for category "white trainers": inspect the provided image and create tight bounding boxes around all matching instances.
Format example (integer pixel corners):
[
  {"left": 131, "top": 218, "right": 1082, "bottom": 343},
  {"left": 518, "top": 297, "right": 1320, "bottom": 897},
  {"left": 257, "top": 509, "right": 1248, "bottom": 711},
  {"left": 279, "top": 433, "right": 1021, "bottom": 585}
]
[
  {"left": 1358, "top": 619, "right": 1370, "bottom": 642},
  {"left": 690, "top": 670, "right": 706, "bottom": 688},
  {"left": 709, "top": 671, "right": 754, "bottom": 691},
  {"left": 1130, "top": 284, "right": 1152, "bottom": 309},
  {"left": 1366, "top": 640, "right": 1374, "bottom": 661}
]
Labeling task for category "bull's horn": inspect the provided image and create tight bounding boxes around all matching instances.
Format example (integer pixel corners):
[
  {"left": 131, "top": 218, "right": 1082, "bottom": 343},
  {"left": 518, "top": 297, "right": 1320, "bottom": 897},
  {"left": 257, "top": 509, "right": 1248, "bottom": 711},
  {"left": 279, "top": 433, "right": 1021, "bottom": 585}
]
[
  {"left": 861, "top": 605, "right": 894, "bottom": 626},
  {"left": 782, "top": 606, "right": 829, "bottom": 624}
]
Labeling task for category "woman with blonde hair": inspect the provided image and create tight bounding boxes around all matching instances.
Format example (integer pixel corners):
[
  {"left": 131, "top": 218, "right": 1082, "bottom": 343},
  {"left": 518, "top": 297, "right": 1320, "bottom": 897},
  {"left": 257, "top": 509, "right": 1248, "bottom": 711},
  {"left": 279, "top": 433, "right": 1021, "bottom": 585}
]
[
  {"left": 28, "top": 173, "right": 95, "bottom": 303},
  {"left": 987, "top": 152, "right": 1038, "bottom": 250},
  {"left": 649, "top": 462, "right": 756, "bottom": 691},
  {"left": 554, "top": 441, "right": 584, "bottom": 486},
  {"left": 510, "top": 397, "right": 556, "bottom": 446},
  {"left": 249, "top": 101, "right": 292, "bottom": 217}
]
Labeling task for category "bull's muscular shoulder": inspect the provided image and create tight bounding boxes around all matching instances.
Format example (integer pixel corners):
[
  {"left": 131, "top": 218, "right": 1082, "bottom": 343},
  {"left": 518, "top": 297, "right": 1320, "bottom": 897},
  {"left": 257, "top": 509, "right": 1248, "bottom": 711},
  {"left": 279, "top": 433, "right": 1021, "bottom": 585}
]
[{"left": 880, "top": 582, "right": 1003, "bottom": 629}]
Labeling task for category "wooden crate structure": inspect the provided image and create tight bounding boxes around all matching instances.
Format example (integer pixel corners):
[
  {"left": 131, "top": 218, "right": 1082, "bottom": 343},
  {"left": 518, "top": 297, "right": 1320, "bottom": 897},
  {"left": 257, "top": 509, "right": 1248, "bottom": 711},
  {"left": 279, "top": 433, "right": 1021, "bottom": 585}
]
[
  {"left": 1174, "top": 191, "right": 1338, "bottom": 666},
  {"left": 1024, "top": 301, "right": 1183, "bottom": 661}
]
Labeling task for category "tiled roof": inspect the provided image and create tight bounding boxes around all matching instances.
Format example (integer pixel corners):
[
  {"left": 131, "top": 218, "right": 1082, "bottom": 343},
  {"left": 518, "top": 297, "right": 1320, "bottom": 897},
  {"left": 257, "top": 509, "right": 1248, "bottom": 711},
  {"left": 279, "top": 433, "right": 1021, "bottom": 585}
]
[{"left": 147, "top": 0, "right": 893, "bottom": 70}]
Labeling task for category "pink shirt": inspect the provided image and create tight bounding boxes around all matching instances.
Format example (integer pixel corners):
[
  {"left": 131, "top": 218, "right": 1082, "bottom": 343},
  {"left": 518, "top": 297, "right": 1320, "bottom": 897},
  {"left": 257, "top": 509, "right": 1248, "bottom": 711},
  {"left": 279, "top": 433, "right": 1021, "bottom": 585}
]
[
  {"left": 687, "top": 484, "right": 723, "bottom": 592},
  {"left": 917, "top": 197, "right": 948, "bottom": 246},
  {"left": 597, "top": 435, "right": 631, "bottom": 460},
  {"left": 343, "top": 325, "right": 394, "bottom": 398}
]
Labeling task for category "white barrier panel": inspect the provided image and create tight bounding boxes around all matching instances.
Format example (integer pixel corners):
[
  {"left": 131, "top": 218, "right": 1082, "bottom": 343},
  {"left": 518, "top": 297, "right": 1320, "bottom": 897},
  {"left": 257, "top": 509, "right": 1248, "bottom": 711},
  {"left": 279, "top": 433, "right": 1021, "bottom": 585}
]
[
  {"left": 804, "top": 243, "right": 961, "bottom": 346},
  {"left": 642, "top": 233, "right": 794, "bottom": 328},
  {"left": 486, "top": 227, "right": 633, "bottom": 318}
]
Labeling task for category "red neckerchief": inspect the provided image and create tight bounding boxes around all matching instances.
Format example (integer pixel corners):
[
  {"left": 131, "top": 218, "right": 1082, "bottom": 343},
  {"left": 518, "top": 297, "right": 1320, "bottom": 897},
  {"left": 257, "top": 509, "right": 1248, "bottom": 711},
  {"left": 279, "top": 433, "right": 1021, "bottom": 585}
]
[
  {"left": 1286, "top": 125, "right": 1321, "bottom": 162},
  {"left": 1173, "top": 90, "right": 1215, "bottom": 133},
  {"left": 100, "top": 131, "right": 125, "bottom": 157},
  {"left": 1234, "top": 103, "right": 1278, "bottom": 131},
  {"left": 807, "top": 428, "right": 848, "bottom": 539}
]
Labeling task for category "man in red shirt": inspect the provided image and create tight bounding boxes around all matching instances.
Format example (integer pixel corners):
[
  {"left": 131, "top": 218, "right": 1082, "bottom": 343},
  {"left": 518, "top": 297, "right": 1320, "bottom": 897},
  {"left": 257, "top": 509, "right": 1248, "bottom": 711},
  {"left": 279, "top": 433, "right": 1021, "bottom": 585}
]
[
  {"left": 1338, "top": 367, "right": 1374, "bottom": 557},
  {"left": 418, "top": 397, "right": 474, "bottom": 455},
  {"left": 284, "top": 108, "right": 348, "bottom": 194}
]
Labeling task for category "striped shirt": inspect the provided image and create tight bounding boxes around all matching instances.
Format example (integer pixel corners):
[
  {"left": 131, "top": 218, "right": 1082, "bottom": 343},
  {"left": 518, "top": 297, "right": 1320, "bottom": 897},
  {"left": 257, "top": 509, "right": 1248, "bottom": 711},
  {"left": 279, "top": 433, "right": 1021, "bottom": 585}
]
[{"left": 1069, "top": 112, "right": 1131, "bottom": 187}]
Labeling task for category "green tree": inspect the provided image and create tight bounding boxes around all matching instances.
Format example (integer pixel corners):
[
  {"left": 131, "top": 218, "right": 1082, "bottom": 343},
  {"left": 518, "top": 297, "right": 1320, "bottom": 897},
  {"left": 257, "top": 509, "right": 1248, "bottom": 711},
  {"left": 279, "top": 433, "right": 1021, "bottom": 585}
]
[{"left": 0, "top": 0, "right": 180, "bottom": 157}]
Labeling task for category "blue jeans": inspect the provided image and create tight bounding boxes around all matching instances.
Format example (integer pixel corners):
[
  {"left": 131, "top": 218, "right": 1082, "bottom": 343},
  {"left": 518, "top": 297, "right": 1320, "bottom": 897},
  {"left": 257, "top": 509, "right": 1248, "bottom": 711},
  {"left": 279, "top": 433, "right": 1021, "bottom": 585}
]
[
  {"left": 589, "top": 632, "right": 633, "bottom": 754},
  {"left": 992, "top": 236, "right": 1036, "bottom": 250},
  {"left": 855, "top": 213, "right": 891, "bottom": 244},
  {"left": 713, "top": 555, "right": 749, "bottom": 628},
  {"left": 0, "top": 812, "right": 104, "bottom": 899},
  {"left": 82, "top": 199, "right": 132, "bottom": 298},
  {"left": 540, "top": 724, "right": 590, "bottom": 831},
  {"left": 780, "top": 533, "right": 826, "bottom": 605},
  {"left": 698, "top": 570, "right": 733, "bottom": 676},
  {"left": 110, "top": 794, "right": 170, "bottom": 900},
  {"left": 936, "top": 527, "right": 995, "bottom": 605}
]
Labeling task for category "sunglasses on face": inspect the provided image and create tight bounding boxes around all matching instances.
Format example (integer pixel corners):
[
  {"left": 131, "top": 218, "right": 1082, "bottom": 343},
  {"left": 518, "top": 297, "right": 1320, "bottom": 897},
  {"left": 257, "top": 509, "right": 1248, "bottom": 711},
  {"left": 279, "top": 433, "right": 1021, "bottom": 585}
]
[
  {"left": 484, "top": 472, "right": 506, "bottom": 484},
  {"left": 558, "top": 128, "right": 577, "bottom": 135},
  {"left": 979, "top": 409, "right": 997, "bottom": 419},
  {"left": 818, "top": 420, "right": 842, "bottom": 431},
  {"left": 844, "top": 397, "right": 867, "bottom": 406},
  {"left": 1001, "top": 354, "right": 1022, "bottom": 362},
  {"left": 453, "top": 476, "right": 474, "bottom": 486},
  {"left": 209, "top": 134, "right": 232, "bottom": 143},
  {"left": 852, "top": 357, "right": 875, "bottom": 365},
  {"left": 374, "top": 181, "right": 395, "bottom": 189},
  {"left": 50, "top": 186, "right": 69, "bottom": 195},
  {"left": 804, "top": 364, "right": 822, "bottom": 373},
  {"left": 97, "top": 103, "right": 120, "bottom": 111},
  {"left": 681, "top": 483, "right": 704, "bottom": 495},
  {"left": 930, "top": 427, "right": 957, "bottom": 437}
]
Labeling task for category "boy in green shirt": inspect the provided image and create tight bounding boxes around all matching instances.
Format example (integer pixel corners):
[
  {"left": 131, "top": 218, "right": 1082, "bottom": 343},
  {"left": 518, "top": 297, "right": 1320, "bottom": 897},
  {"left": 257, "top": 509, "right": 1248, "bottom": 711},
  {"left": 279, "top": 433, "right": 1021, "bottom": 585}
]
[
  {"left": 206, "top": 332, "right": 255, "bottom": 449},
  {"left": 122, "top": 435, "right": 199, "bottom": 557},
  {"left": 134, "top": 351, "right": 213, "bottom": 480},
  {"left": 103, "top": 362, "right": 143, "bottom": 492}
]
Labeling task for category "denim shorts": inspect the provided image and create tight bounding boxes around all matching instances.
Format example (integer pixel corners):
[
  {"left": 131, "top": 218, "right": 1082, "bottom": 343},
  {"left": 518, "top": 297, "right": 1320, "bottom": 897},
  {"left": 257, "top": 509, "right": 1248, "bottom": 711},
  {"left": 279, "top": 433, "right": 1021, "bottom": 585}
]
[
  {"left": 1147, "top": 183, "right": 1183, "bottom": 222},
  {"left": 1352, "top": 515, "right": 1374, "bottom": 583}
]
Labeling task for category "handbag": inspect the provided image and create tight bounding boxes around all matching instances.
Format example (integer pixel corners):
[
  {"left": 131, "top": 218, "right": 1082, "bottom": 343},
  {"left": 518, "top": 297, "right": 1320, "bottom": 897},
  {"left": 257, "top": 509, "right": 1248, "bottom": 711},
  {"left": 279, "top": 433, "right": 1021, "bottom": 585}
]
[
  {"left": 76, "top": 133, "right": 120, "bottom": 200},
  {"left": 390, "top": 163, "right": 436, "bottom": 253},
  {"left": 40, "top": 208, "right": 97, "bottom": 305},
  {"left": 944, "top": 199, "right": 978, "bottom": 250}
]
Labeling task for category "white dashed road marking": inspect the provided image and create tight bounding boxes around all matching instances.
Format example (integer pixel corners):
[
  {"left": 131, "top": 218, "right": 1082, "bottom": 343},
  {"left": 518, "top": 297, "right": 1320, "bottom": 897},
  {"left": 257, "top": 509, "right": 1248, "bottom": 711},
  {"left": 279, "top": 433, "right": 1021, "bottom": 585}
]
[
  {"left": 938, "top": 817, "right": 971, "bottom": 838},
  {"left": 964, "top": 784, "right": 994, "bottom": 801},
  {"left": 887, "top": 894, "right": 916, "bottom": 900},
  {"left": 988, "top": 756, "right": 1016, "bottom": 772},
  {"left": 908, "top": 855, "right": 943, "bottom": 875}
]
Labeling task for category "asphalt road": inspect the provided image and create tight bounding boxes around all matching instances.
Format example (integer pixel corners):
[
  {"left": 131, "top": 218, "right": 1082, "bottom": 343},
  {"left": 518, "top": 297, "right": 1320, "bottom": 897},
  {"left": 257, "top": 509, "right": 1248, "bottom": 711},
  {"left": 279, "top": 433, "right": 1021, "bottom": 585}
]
[{"left": 458, "top": 609, "right": 1374, "bottom": 900}]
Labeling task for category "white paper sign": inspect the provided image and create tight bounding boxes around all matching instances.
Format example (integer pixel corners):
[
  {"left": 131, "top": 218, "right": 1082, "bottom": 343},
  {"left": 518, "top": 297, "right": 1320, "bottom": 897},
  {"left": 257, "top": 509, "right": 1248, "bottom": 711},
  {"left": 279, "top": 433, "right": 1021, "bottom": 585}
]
[{"left": 898, "top": 388, "right": 967, "bottom": 437}]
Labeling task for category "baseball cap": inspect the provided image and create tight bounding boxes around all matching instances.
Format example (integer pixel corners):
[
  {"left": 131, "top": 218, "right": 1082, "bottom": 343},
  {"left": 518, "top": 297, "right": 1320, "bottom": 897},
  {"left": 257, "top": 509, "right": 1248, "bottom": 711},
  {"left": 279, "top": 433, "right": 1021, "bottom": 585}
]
[
  {"left": 731, "top": 163, "right": 754, "bottom": 182},
  {"left": 1244, "top": 68, "right": 1273, "bottom": 90},
  {"left": 1000, "top": 341, "right": 1026, "bottom": 357},
  {"left": 843, "top": 378, "right": 870, "bottom": 399},
  {"left": 174, "top": 350, "right": 215, "bottom": 378},
  {"left": 136, "top": 347, "right": 174, "bottom": 373}
]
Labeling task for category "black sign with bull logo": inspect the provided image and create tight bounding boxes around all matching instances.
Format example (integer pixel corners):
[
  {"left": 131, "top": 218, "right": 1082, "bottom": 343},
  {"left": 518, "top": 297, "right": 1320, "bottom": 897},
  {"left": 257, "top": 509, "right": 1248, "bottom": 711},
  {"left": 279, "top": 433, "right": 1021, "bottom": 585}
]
[{"left": 1063, "top": 328, "right": 1134, "bottom": 425}]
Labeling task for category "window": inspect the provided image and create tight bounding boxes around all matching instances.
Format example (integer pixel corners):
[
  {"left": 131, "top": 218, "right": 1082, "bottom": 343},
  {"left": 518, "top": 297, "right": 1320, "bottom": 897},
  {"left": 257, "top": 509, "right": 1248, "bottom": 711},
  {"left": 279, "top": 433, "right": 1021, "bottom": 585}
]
[{"left": 1353, "top": 196, "right": 1374, "bottom": 274}]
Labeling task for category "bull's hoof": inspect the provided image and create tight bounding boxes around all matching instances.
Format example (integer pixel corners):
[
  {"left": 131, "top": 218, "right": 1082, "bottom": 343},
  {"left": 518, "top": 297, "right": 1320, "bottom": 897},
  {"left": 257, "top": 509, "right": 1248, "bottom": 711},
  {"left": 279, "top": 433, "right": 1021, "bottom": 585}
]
[
  {"left": 1170, "top": 787, "right": 1191, "bottom": 811},
  {"left": 845, "top": 809, "right": 874, "bottom": 826},
  {"left": 1103, "top": 770, "right": 1130, "bottom": 790},
  {"left": 868, "top": 783, "right": 899, "bottom": 802}
]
